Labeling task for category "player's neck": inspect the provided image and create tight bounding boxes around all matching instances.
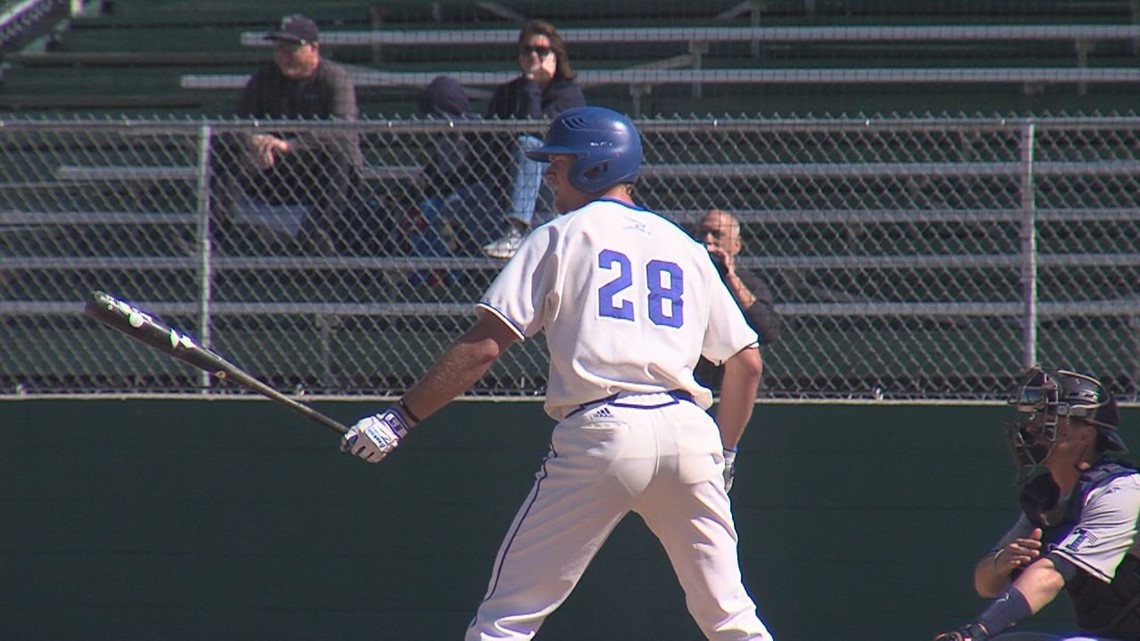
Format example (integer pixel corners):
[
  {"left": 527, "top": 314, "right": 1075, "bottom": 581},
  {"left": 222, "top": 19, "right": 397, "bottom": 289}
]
[{"left": 601, "top": 184, "right": 633, "bottom": 205}]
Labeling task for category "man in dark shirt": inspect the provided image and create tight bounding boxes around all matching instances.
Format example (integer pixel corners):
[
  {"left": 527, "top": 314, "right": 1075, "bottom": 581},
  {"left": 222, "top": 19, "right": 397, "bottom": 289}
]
[
  {"left": 213, "top": 14, "right": 360, "bottom": 254},
  {"left": 692, "top": 209, "right": 781, "bottom": 391}
]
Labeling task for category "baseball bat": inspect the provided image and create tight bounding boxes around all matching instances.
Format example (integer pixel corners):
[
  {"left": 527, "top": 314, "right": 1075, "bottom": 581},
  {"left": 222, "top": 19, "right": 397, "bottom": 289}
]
[{"left": 83, "top": 290, "right": 348, "bottom": 435}]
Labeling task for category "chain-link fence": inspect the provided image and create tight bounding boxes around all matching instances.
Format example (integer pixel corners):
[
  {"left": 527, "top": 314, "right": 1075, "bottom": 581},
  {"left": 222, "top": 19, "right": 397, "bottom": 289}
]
[{"left": 2, "top": 116, "right": 1138, "bottom": 401}]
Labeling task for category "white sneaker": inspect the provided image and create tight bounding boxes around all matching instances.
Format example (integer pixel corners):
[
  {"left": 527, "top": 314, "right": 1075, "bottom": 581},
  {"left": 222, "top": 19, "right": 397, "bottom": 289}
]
[{"left": 482, "top": 227, "right": 525, "bottom": 259}]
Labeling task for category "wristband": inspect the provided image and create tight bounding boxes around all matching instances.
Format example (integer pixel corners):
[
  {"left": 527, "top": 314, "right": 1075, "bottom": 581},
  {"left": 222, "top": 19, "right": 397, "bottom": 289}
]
[
  {"left": 396, "top": 398, "right": 422, "bottom": 425},
  {"left": 975, "top": 586, "right": 1032, "bottom": 636},
  {"left": 990, "top": 549, "right": 1003, "bottom": 572}
]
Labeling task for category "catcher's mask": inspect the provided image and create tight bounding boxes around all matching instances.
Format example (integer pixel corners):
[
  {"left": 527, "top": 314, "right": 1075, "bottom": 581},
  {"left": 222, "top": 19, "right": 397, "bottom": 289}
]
[{"left": 1006, "top": 366, "right": 1124, "bottom": 483}]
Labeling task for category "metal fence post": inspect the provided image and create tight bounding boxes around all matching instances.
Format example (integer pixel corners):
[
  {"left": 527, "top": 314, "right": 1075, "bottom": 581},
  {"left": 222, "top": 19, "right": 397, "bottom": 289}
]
[
  {"left": 1018, "top": 120, "right": 1038, "bottom": 369},
  {"left": 195, "top": 123, "right": 214, "bottom": 390}
]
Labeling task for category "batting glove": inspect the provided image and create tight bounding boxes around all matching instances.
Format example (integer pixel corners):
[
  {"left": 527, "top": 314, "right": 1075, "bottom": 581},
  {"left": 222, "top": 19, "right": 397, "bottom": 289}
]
[
  {"left": 340, "top": 406, "right": 413, "bottom": 463},
  {"left": 723, "top": 448, "right": 737, "bottom": 493}
]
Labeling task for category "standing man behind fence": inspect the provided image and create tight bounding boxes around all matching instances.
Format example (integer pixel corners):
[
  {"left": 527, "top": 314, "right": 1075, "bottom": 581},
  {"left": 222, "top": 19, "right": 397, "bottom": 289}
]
[
  {"left": 693, "top": 208, "right": 780, "bottom": 392},
  {"left": 212, "top": 13, "right": 362, "bottom": 255}
]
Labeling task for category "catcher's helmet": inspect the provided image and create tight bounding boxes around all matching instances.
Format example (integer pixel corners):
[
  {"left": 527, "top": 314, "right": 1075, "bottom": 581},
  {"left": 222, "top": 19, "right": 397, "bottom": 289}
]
[
  {"left": 1007, "top": 366, "right": 1125, "bottom": 473},
  {"left": 525, "top": 106, "right": 641, "bottom": 194}
]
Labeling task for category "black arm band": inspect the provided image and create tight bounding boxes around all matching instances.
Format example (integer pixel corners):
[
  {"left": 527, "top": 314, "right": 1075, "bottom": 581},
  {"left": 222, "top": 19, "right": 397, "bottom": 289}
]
[
  {"left": 975, "top": 586, "right": 1033, "bottom": 636},
  {"left": 396, "top": 398, "right": 422, "bottom": 425},
  {"left": 1045, "top": 552, "right": 1079, "bottom": 582}
]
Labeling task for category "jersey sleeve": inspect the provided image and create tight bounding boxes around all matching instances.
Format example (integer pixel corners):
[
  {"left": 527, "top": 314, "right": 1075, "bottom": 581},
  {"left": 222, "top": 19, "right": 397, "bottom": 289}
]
[
  {"left": 701, "top": 263, "right": 759, "bottom": 365},
  {"left": 1051, "top": 475, "right": 1140, "bottom": 583},
  {"left": 476, "top": 221, "right": 560, "bottom": 340}
]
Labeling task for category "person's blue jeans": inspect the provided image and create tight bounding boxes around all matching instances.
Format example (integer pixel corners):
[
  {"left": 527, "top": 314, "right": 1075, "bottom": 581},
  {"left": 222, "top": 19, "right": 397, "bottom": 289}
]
[
  {"left": 505, "top": 134, "right": 546, "bottom": 228},
  {"left": 413, "top": 180, "right": 499, "bottom": 257}
]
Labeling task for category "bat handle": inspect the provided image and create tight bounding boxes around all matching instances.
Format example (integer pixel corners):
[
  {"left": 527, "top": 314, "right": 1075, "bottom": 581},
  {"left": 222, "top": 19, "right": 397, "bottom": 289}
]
[{"left": 302, "top": 405, "right": 350, "bottom": 435}]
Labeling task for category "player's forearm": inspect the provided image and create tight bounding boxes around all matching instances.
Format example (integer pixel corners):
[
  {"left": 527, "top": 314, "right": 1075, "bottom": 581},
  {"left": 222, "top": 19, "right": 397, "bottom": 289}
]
[
  {"left": 715, "top": 346, "right": 762, "bottom": 448},
  {"left": 974, "top": 553, "right": 1012, "bottom": 597},
  {"left": 1010, "top": 559, "right": 1066, "bottom": 612},
  {"left": 401, "top": 318, "right": 516, "bottom": 423},
  {"left": 402, "top": 347, "right": 495, "bottom": 421}
]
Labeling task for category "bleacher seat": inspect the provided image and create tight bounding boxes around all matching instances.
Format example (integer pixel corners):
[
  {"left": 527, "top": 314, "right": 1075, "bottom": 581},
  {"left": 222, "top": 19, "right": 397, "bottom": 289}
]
[{"left": 4, "top": 0, "right": 1140, "bottom": 117}]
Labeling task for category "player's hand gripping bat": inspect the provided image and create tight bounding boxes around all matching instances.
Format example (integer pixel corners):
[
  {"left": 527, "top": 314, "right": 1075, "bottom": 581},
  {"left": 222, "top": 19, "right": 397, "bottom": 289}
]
[{"left": 83, "top": 290, "right": 348, "bottom": 435}]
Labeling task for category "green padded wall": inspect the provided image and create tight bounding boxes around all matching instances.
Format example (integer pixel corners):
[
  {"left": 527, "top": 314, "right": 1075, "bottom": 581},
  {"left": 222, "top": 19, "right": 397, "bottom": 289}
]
[{"left": 5, "top": 399, "right": 1132, "bottom": 640}]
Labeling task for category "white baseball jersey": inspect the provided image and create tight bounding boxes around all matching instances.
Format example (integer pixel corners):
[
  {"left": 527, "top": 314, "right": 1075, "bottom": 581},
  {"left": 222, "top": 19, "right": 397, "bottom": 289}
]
[{"left": 476, "top": 197, "right": 759, "bottom": 419}]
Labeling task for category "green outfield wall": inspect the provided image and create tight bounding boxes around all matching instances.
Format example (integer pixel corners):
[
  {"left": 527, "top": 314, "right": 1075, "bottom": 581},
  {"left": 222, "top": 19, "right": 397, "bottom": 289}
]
[{"left": 4, "top": 400, "right": 1134, "bottom": 640}]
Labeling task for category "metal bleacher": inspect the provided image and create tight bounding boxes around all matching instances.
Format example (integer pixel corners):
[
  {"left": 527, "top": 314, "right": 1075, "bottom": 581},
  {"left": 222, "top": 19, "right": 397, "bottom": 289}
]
[
  {"left": 172, "top": 22, "right": 1140, "bottom": 116},
  {"left": 6, "top": 1, "right": 1140, "bottom": 116}
]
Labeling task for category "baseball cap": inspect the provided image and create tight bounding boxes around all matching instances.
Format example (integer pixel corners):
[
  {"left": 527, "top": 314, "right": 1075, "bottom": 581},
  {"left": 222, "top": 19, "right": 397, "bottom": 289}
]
[{"left": 265, "top": 14, "right": 319, "bottom": 44}]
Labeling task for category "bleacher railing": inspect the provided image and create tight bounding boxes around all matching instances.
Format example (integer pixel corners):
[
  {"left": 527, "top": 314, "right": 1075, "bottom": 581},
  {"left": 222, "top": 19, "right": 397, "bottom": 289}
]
[{"left": 1, "top": 116, "right": 1138, "bottom": 401}]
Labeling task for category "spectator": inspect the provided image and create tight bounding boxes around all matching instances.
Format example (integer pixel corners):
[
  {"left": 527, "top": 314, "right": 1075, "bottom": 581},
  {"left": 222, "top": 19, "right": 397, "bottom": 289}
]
[
  {"left": 480, "top": 19, "right": 586, "bottom": 259},
  {"left": 408, "top": 76, "right": 504, "bottom": 261},
  {"left": 211, "top": 14, "right": 362, "bottom": 254},
  {"left": 693, "top": 208, "right": 781, "bottom": 391}
]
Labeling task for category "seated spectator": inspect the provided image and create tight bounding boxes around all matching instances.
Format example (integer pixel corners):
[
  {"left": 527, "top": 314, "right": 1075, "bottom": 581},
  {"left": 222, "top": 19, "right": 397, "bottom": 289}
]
[
  {"left": 409, "top": 75, "right": 507, "bottom": 259},
  {"left": 692, "top": 208, "right": 781, "bottom": 391},
  {"left": 479, "top": 19, "right": 586, "bottom": 259},
  {"left": 211, "top": 14, "right": 362, "bottom": 255}
]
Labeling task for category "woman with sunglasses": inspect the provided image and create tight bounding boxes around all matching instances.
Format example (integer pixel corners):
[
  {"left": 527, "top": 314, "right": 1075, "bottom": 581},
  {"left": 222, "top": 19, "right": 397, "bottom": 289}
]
[{"left": 481, "top": 19, "right": 586, "bottom": 259}]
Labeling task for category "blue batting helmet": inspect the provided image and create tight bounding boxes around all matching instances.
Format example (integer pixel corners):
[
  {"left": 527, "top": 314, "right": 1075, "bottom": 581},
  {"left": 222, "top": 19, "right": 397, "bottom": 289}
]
[{"left": 525, "top": 106, "right": 642, "bottom": 193}]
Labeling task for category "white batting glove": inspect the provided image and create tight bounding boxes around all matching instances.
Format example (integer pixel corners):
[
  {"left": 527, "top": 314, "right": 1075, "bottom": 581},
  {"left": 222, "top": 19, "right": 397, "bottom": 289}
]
[
  {"left": 723, "top": 448, "right": 737, "bottom": 493},
  {"left": 340, "top": 407, "right": 413, "bottom": 463}
]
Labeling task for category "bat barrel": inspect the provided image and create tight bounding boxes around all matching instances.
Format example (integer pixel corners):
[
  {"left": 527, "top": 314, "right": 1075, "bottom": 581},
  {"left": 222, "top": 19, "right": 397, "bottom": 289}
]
[{"left": 83, "top": 290, "right": 349, "bottom": 435}]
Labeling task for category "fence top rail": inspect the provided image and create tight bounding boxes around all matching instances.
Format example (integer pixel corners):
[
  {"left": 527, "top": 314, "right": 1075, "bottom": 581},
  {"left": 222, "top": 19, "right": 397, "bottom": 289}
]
[
  {"left": 54, "top": 160, "right": 1140, "bottom": 184},
  {"left": 5, "top": 253, "right": 1140, "bottom": 272},
  {"left": 180, "top": 67, "right": 1140, "bottom": 91},
  {"left": 8, "top": 116, "right": 1140, "bottom": 132},
  {"left": 239, "top": 25, "right": 1140, "bottom": 48}
]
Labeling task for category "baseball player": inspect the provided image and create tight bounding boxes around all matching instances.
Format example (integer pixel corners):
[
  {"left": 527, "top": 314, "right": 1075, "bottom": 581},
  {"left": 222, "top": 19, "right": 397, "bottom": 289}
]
[
  {"left": 934, "top": 367, "right": 1140, "bottom": 641},
  {"left": 341, "top": 106, "right": 774, "bottom": 640}
]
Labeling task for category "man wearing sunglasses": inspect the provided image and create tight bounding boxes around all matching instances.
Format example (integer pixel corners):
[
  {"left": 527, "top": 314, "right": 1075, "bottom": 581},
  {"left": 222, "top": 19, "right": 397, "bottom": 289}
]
[
  {"left": 935, "top": 366, "right": 1140, "bottom": 641},
  {"left": 212, "top": 13, "right": 361, "bottom": 255},
  {"left": 481, "top": 19, "right": 586, "bottom": 259}
]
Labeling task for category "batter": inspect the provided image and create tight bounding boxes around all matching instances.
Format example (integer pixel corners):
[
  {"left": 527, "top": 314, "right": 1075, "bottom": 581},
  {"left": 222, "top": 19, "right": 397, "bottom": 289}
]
[{"left": 341, "top": 106, "right": 773, "bottom": 640}]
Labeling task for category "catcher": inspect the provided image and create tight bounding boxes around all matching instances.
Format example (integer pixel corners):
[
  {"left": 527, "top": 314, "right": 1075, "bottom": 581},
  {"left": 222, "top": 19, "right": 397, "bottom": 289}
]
[{"left": 935, "top": 366, "right": 1140, "bottom": 641}]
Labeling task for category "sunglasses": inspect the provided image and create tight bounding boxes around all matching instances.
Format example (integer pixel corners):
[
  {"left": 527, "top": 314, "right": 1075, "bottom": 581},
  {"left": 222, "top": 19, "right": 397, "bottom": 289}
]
[
  {"left": 274, "top": 40, "right": 310, "bottom": 53},
  {"left": 519, "top": 45, "right": 553, "bottom": 58}
]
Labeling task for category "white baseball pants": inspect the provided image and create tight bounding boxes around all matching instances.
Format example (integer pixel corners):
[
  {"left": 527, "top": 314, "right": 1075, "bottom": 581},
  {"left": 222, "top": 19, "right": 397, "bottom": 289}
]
[{"left": 464, "top": 392, "right": 772, "bottom": 640}]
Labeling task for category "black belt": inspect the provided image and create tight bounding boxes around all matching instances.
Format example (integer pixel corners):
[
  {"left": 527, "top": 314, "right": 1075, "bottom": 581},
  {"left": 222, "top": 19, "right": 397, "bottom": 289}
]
[{"left": 566, "top": 390, "right": 694, "bottom": 419}]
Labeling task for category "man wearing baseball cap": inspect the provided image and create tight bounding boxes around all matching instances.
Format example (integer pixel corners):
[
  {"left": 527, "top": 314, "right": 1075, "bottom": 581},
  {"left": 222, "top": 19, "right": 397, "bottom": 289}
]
[
  {"left": 212, "top": 13, "right": 361, "bottom": 254},
  {"left": 265, "top": 13, "right": 320, "bottom": 47}
]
